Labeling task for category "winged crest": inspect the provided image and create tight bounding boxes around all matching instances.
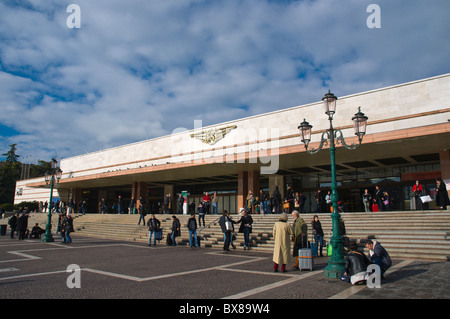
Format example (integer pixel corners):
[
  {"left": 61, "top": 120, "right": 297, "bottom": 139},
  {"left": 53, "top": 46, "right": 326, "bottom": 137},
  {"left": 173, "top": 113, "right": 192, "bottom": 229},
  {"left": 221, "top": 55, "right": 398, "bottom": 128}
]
[{"left": 190, "top": 125, "right": 237, "bottom": 145}]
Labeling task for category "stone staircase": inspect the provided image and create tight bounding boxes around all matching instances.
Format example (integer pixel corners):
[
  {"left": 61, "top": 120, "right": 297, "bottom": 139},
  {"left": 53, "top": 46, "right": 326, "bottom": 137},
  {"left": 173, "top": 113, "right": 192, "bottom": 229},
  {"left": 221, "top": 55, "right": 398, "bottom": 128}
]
[{"left": 1, "top": 210, "right": 449, "bottom": 261}]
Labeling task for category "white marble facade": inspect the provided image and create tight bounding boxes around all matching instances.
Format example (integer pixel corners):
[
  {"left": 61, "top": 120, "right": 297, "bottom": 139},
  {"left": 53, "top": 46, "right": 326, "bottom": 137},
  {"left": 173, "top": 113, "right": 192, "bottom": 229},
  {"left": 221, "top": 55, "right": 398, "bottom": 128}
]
[{"left": 15, "top": 73, "right": 450, "bottom": 204}]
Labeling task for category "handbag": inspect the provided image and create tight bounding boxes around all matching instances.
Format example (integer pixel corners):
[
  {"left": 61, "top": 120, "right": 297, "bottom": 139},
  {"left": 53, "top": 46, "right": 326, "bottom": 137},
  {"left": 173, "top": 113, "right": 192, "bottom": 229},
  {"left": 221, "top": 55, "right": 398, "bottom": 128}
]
[
  {"left": 420, "top": 195, "right": 432, "bottom": 203},
  {"left": 283, "top": 202, "right": 289, "bottom": 209},
  {"left": 225, "top": 221, "right": 233, "bottom": 231},
  {"left": 327, "top": 243, "right": 333, "bottom": 256},
  {"left": 155, "top": 229, "right": 163, "bottom": 240}
]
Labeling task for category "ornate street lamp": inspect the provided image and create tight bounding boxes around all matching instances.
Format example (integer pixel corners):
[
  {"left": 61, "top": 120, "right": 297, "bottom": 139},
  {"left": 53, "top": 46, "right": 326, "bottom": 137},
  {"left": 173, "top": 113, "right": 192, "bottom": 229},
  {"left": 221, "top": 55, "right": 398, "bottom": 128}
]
[
  {"left": 41, "top": 158, "right": 63, "bottom": 242},
  {"left": 298, "top": 91, "right": 368, "bottom": 279}
]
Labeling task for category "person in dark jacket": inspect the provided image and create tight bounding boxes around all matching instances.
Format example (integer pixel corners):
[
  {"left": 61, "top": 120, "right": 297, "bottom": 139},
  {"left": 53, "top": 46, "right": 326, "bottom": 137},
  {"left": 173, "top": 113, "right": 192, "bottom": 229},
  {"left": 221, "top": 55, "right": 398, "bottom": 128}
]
[
  {"left": 17, "top": 213, "right": 29, "bottom": 240},
  {"left": 272, "top": 186, "right": 282, "bottom": 214},
  {"left": 311, "top": 215, "right": 324, "bottom": 257},
  {"left": 298, "top": 192, "right": 307, "bottom": 213},
  {"left": 147, "top": 214, "right": 161, "bottom": 246},
  {"left": 374, "top": 186, "right": 383, "bottom": 211},
  {"left": 187, "top": 213, "right": 199, "bottom": 248},
  {"left": 435, "top": 178, "right": 450, "bottom": 210},
  {"left": 285, "top": 186, "right": 294, "bottom": 213},
  {"left": 365, "top": 239, "right": 392, "bottom": 275},
  {"left": 170, "top": 215, "right": 181, "bottom": 246},
  {"left": 237, "top": 209, "right": 253, "bottom": 250},
  {"left": 30, "top": 223, "right": 45, "bottom": 239},
  {"left": 8, "top": 213, "right": 18, "bottom": 239},
  {"left": 64, "top": 215, "right": 74, "bottom": 244},
  {"left": 197, "top": 202, "right": 205, "bottom": 228},
  {"left": 137, "top": 197, "right": 146, "bottom": 226},
  {"left": 219, "top": 210, "right": 236, "bottom": 252},
  {"left": 342, "top": 250, "right": 371, "bottom": 285}
]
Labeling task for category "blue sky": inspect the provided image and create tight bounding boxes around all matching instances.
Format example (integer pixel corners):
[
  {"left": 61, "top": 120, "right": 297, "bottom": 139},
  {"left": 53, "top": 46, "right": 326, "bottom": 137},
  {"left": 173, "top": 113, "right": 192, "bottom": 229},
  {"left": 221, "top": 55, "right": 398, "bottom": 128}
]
[{"left": 1, "top": 0, "right": 449, "bottom": 163}]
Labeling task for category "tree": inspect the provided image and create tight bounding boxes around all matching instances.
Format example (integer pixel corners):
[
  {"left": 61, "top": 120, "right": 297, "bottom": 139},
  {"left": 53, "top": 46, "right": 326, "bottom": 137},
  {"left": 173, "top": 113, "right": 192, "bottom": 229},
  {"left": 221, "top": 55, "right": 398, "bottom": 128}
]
[
  {"left": 2, "top": 144, "right": 20, "bottom": 164},
  {"left": 0, "top": 144, "right": 21, "bottom": 205}
]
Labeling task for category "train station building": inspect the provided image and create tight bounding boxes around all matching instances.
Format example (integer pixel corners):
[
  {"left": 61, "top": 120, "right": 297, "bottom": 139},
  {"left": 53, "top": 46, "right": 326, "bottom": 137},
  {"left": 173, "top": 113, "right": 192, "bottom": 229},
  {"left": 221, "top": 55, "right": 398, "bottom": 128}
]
[{"left": 14, "top": 73, "right": 450, "bottom": 213}]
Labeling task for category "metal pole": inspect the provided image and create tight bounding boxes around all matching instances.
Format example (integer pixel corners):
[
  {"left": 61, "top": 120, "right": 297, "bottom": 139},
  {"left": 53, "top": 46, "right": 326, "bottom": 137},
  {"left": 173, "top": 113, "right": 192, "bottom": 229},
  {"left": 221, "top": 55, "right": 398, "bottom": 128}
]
[
  {"left": 41, "top": 175, "right": 55, "bottom": 242},
  {"left": 323, "top": 117, "right": 345, "bottom": 278}
]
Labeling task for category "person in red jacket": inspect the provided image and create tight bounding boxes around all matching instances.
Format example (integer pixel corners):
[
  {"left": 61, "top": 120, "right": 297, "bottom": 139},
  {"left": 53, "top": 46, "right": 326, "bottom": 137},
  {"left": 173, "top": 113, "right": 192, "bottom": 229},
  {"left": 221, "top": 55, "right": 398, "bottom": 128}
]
[{"left": 412, "top": 180, "right": 423, "bottom": 210}]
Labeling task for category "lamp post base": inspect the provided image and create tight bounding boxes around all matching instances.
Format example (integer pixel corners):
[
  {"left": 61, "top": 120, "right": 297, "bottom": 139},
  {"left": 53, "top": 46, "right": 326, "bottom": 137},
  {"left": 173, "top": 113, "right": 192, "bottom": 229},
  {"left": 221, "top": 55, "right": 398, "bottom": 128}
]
[
  {"left": 41, "top": 234, "right": 54, "bottom": 243},
  {"left": 323, "top": 260, "right": 345, "bottom": 279}
]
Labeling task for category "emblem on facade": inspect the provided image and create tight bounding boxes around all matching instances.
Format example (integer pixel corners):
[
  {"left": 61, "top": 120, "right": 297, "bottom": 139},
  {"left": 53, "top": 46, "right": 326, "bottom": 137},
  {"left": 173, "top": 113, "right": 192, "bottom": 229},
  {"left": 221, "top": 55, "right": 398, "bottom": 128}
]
[{"left": 190, "top": 125, "right": 237, "bottom": 145}]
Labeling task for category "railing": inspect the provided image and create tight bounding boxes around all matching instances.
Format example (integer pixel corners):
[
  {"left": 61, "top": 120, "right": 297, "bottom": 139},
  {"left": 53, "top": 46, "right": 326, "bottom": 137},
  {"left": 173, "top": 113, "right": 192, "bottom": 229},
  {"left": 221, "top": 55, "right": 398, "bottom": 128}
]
[{"left": 198, "top": 216, "right": 221, "bottom": 234}]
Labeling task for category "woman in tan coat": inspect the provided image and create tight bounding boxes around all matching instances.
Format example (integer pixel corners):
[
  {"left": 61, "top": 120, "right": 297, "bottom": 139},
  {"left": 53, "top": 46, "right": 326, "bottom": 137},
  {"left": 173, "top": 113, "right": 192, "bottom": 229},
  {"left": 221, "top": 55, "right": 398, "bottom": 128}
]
[{"left": 272, "top": 213, "right": 293, "bottom": 272}]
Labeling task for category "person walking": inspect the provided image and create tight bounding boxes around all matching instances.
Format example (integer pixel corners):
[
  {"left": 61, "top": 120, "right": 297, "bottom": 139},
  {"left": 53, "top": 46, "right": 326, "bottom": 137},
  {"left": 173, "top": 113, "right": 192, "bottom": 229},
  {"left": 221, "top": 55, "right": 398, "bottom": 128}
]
[
  {"left": 202, "top": 192, "right": 211, "bottom": 214},
  {"left": 129, "top": 197, "right": 136, "bottom": 214},
  {"left": 412, "top": 180, "right": 423, "bottom": 210},
  {"left": 177, "top": 194, "right": 184, "bottom": 214},
  {"left": 64, "top": 215, "right": 74, "bottom": 244},
  {"left": 435, "top": 178, "right": 450, "bottom": 210},
  {"left": 212, "top": 193, "right": 219, "bottom": 215},
  {"left": 17, "top": 213, "right": 28, "bottom": 240},
  {"left": 374, "top": 186, "right": 383, "bottom": 212},
  {"left": 187, "top": 213, "right": 199, "bottom": 248},
  {"left": 273, "top": 186, "right": 282, "bottom": 214},
  {"left": 237, "top": 209, "right": 253, "bottom": 250},
  {"left": 170, "top": 215, "right": 181, "bottom": 246},
  {"left": 325, "top": 191, "right": 332, "bottom": 213},
  {"left": 137, "top": 198, "right": 146, "bottom": 226},
  {"left": 219, "top": 210, "right": 236, "bottom": 252},
  {"left": 298, "top": 192, "right": 306, "bottom": 214},
  {"left": 314, "top": 189, "right": 323, "bottom": 213},
  {"left": 100, "top": 198, "right": 107, "bottom": 214},
  {"left": 272, "top": 213, "right": 293, "bottom": 272},
  {"left": 285, "top": 186, "right": 294, "bottom": 214},
  {"left": 8, "top": 213, "right": 18, "bottom": 239},
  {"left": 117, "top": 195, "right": 123, "bottom": 214},
  {"left": 311, "top": 215, "right": 324, "bottom": 257},
  {"left": 147, "top": 214, "right": 161, "bottom": 246},
  {"left": 291, "top": 210, "right": 308, "bottom": 270},
  {"left": 362, "top": 189, "right": 372, "bottom": 212},
  {"left": 58, "top": 213, "right": 66, "bottom": 243},
  {"left": 197, "top": 202, "right": 205, "bottom": 228}
]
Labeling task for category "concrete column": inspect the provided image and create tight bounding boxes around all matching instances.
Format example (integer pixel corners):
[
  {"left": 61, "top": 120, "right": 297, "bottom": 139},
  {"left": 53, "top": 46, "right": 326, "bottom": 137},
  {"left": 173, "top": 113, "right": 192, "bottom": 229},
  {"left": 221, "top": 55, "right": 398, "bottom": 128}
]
[
  {"left": 133, "top": 182, "right": 148, "bottom": 208},
  {"left": 237, "top": 171, "right": 248, "bottom": 210},
  {"left": 73, "top": 188, "right": 82, "bottom": 210},
  {"left": 248, "top": 170, "right": 260, "bottom": 197}
]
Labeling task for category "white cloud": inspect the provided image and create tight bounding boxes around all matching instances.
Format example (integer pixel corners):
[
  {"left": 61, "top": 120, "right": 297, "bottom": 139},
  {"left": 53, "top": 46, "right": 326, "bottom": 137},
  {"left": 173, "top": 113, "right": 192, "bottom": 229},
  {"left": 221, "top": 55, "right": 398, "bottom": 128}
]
[{"left": 0, "top": 0, "right": 449, "bottom": 162}]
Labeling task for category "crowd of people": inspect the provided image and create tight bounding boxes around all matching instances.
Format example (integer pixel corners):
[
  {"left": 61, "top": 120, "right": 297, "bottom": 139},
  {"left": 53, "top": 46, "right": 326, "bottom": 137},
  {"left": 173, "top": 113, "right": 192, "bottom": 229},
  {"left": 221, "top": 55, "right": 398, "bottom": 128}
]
[
  {"left": 6, "top": 206, "right": 75, "bottom": 243},
  {"left": 361, "top": 179, "right": 449, "bottom": 212},
  {"left": 2, "top": 179, "right": 446, "bottom": 283},
  {"left": 21, "top": 177, "right": 446, "bottom": 219},
  {"left": 271, "top": 208, "right": 392, "bottom": 285}
]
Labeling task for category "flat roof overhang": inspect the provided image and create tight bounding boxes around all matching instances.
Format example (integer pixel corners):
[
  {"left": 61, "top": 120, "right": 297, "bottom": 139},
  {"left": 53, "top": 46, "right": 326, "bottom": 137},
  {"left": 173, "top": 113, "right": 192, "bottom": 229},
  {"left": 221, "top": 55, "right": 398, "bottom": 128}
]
[{"left": 26, "top": 122, "right": 450, "bottom": 190}]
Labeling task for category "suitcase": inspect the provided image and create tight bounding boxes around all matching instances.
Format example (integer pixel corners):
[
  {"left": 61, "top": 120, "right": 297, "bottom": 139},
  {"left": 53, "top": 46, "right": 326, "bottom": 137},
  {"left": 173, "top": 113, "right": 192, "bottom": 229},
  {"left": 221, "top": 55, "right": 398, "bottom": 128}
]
[
  {"left": 310, "top": 243, "right": 318, "bottom": 257},
  {"left": 298, "top": 248, "right": 313, "bottom": 270}
]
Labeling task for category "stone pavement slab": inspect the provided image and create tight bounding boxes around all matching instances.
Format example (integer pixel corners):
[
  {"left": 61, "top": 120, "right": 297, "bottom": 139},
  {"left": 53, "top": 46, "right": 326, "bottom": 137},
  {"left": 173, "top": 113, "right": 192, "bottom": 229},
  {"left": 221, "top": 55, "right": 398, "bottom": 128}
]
[{"left": 0, "top": 234, "right": 448, "bottom": 313}]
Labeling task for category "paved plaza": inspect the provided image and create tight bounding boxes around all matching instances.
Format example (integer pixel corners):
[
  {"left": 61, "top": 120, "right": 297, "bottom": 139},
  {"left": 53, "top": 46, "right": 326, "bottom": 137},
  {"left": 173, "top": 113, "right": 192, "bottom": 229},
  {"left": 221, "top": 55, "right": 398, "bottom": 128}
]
[{"left": 0, "top": 234, "right": 448, "bottom": 311}]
